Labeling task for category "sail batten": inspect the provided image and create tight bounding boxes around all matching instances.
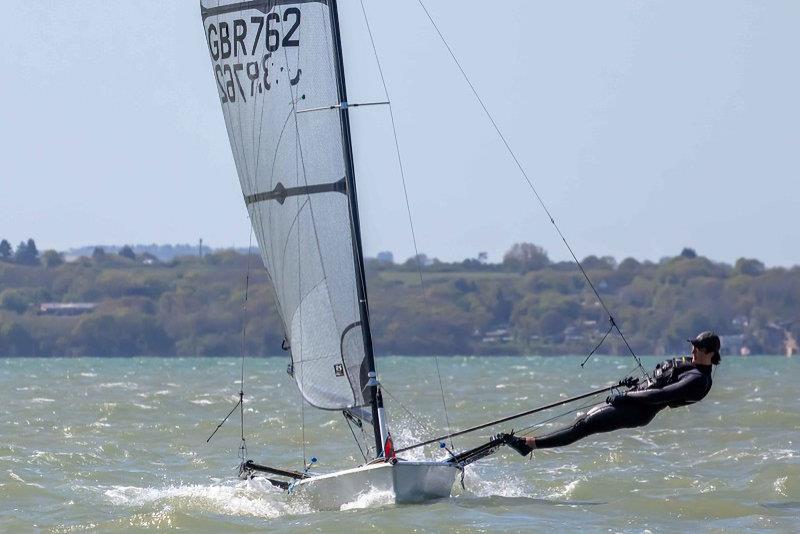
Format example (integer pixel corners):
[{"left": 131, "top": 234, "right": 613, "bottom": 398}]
[
  {"left": 244, "top": 177, "right": 346, "bottom": 205},
  {"left": 202, "top": 0, "right": 371, "bottom": 412}
]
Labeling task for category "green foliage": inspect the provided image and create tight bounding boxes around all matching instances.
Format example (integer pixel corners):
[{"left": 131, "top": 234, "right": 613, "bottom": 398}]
[
  {"left": 0, "top": 243, "right": 797, "bottom": 356},
  {"left": 581, "top": 255, "right": 616, "bottom": 270},
  {"left": 118, "top": 245, "right": 136, "bottom": 261},
  {"left": 92, "top": 247, "right": 107, "bottom": 262},
  {"left": 0, "top": 321, "right": 36, "bottom": 355},
  {"left": 0, "top": 239, "right": 11, "bottom": 261},
  {"left": 618, "top": 257, "right": 641, "bottom": 271},
  {"left": 1, "top": 289, "right": 32, "bottom": 314},
  {"left": 734, "top": 258, "right": 765, "bottom": 277},
  {"left": 14, "top": 239, "right": 40, "bottom": 265},
  {"left": 503, "top": 243, "right": 550, "bottom": 272},
  {"left": 71, "top": 311, "right": 173, "bottom": 356},
  {"left": 42, "top": 250, "right": 64, "bottom": 268}
]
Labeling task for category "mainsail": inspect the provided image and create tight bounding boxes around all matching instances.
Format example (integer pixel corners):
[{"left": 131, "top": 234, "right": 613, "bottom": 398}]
[{"left": 201, "top": 0, "right": 373, "bottom": 413}]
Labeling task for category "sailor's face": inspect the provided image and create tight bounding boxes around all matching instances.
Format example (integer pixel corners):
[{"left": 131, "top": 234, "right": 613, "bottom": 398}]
[{"left": 691, "top": 344, "right": 709, "bottom": 362}]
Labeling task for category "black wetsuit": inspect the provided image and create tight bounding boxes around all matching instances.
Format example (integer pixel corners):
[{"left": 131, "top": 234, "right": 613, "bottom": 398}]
[{"left": 533, "top": 359, "right": 713, "bottom": 449}]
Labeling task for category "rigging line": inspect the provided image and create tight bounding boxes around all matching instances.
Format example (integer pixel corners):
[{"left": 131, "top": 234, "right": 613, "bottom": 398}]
[
  {"left": 238, "top": 229, "right": 255, "bottom": 458},
  {"left": 203, "top": 5, "right": 247, "bottom": 453},
  {"left": 394, "top": 383, "right": 617, "bottom": 454},
  {"left": 581, "top": 321, "right": 615, "bottom": 368},
  {"left": 220, "top": 3, "right": 263, "bottom": 308},
  {"left": 624, "top": 360, "right": 648, "bottom": 384},
  {"left": 294, "top": 105, "right": 308, "bottom": 469},
  {"left": 516, "top": 395, "right": 603, "bottom": 436},
  {"left": 344, "top": 414, "right": 368, "bottom": 462},
  {"left": 381, "top": 383, "right": 437, "bottom": 439},
  {"left": 206, "top": 396, "right": 241, "bottom": 443},
  {"left": 328, "top": 1, "right": 386, "bottom": 446},
  {"left": 415, "top": 0, "right": 649, "bottom": 380},
  {"left": 359, "top": 0, "right": 455, "bottom": 449},
  {"left": 234, "top": 2, "right": 253, "bottom": 460}
]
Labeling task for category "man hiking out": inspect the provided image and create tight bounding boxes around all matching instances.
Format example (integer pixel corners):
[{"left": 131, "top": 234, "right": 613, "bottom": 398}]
[{"left": 504, "top": 331, "right": 721, "bottom": 455}]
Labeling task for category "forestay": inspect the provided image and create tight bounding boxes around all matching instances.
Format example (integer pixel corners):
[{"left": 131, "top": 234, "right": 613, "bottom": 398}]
[{"left": 201, "top": 0, "right": 370, "bottom": 411}]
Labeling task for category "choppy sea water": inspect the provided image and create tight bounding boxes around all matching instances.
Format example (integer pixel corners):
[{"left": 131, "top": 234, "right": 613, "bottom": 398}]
[{"left": 1, "top": 355, "right": 797, "bottom": 532}]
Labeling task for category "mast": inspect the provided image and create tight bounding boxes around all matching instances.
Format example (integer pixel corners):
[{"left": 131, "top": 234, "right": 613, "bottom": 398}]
[{"left": 328, "top": 0, "right": 388, "bottom": 457}]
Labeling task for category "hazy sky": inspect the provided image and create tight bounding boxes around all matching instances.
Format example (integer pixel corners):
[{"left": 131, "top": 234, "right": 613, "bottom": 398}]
[{"left": 2, "top": 1, "right": 798, "bottom": 266}]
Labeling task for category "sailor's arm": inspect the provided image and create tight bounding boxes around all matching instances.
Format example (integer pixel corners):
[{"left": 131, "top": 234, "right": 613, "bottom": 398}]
[{"left": 610, "top": 371, "right": 705, "bottom": 406}]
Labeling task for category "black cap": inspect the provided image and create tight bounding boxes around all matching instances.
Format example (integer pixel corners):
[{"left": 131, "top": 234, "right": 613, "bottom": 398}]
[{"left": 687, "top": 331, "right": 721, "bottom": 354}]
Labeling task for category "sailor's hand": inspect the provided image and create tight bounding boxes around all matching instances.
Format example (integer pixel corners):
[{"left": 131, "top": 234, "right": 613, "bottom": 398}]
[
  {"left": 618, "top": 376, "right": 640, "bottom": 388},
  {"left": 606, "top": 393, "right": 626, "bottom": 406}
]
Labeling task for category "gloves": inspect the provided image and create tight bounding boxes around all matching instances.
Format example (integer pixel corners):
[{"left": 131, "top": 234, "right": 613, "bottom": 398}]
[
  {"left": 498, "top": 433, "right": 534, "bottom": 456},
  {"left": 618, "top": 376, "right": 640, "bottom": 388}
]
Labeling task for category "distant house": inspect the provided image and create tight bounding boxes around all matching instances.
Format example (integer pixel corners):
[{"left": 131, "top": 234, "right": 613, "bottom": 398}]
[
  {"left": 140, "top": 252, "right": 159, "bottom": 265},
  {"left": 38, "top": 303, "right": 96, "bottom": 316},
  {"left": 481, "top": 328, "right": 514, "bottom": 344}
]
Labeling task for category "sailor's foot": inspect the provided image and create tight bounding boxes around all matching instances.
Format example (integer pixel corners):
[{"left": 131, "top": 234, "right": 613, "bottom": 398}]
[{"left": 499, "top": 433, "right": 535, "bottom": 456}]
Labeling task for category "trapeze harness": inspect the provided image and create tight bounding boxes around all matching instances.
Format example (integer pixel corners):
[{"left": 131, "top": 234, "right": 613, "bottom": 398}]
[{"left": 532, "top": 358, "right": 713, "bottom": 449}]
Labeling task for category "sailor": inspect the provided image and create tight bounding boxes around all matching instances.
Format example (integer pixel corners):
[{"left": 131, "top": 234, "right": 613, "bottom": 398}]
[{"left": 504, "top": 331, "right": 721, "bottom": 455}]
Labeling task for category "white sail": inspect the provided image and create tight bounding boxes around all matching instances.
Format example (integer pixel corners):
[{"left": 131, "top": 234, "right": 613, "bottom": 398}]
[{"left": 201, "top": 0, "right": 371, "bottom": 411}]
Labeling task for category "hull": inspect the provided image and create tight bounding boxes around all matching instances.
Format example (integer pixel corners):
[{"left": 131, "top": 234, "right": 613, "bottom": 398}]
[{"left": 288, "top": 460, "right": 459, "bottom": 509}]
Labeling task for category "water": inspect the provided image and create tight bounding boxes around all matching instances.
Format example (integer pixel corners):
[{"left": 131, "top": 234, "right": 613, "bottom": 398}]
[{"left": 1, "top": 356, "right": 797, "bottom": 532}]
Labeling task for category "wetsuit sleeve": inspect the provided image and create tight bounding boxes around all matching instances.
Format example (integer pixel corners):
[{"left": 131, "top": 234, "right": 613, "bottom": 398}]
[{"left": 614, "top": 370, "right": 707, "bottom": 406}]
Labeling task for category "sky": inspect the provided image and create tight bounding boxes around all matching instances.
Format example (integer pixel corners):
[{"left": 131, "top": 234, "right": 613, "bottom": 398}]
[{"left": 1, "top": 1, "right": 798, "bottom": 266}]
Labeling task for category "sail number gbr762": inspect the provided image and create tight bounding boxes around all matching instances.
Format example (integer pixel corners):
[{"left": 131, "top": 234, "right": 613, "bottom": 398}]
[{"left": 206, "top": 9, "right": 301, "bottom": 104}]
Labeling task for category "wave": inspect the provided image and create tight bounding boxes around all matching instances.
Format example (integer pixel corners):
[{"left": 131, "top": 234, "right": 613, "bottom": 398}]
[
  {"left": 339, "top": 487, "right": 395, "bottom": 510},
  {"left": 101, "top": 479, "right": 312, "bottom": 519}
]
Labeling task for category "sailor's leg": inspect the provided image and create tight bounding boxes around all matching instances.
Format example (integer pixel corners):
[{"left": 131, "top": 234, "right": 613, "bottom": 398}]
[{"left": 527, "top": 404, "right": 660, "bottom": 449}]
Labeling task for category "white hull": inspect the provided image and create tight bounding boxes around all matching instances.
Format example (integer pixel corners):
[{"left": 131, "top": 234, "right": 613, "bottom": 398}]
[{"left": 288, "top": 460, "right": 459, "bottom": 509}]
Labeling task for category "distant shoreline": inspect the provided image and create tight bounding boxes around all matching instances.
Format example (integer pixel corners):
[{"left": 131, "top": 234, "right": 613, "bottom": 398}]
[{"left": 1, "top": 245, "right": 798, "bottom": 358}]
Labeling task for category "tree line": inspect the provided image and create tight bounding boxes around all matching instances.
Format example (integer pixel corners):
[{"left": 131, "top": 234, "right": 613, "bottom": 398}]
[{"left": 0, "top": 240, "right": 798, "bottom": 357}]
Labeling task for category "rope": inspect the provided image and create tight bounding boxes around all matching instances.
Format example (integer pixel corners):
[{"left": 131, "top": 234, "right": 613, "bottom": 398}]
[
  {"left": 205, "top": 229, "right": 254, "bottom": 453},
  {"left": 415, "top": 0, "right": 649, "bottom": 381},
  {"left": 357, "top": 418, "right": 373, "bottom": 458},
  {"left": 381, "top": 384, "right": 437, "bottom": 438},
  {"left": 344, "top": 414, "right": 368, "bottom": 462},
  {"left": 581, "top": 321, "right": 614, "bottom": 368},
  {"left": 360, "top": 0, "right": 455, "bottom": 449},
  {"left": 299, "top": 379, "right": 307, "bottom": 466},
  {"left": 516, "top": 395, "right": 604, "bottom": 437},
  {"left": 206, "top": 395, "right": 241, "bottom": 444},
  {"left": 237, "top": 230, "right": 254, "bottom": 459},
  {"left": 395, "top": 383, "right": 618, "bottom": 453}
]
